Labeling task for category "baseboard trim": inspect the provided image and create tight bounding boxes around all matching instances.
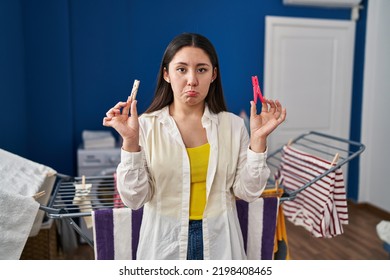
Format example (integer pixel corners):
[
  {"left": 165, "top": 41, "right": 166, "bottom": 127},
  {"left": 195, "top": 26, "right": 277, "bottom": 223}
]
[{"left": 351, "top": 200, "right": 390, "bottom": 220}]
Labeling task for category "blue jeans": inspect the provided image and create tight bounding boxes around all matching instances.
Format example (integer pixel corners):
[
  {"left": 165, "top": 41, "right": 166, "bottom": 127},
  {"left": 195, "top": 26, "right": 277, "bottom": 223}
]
[{"left": 187, "top": 220, "right": 203, "bottom": 260}]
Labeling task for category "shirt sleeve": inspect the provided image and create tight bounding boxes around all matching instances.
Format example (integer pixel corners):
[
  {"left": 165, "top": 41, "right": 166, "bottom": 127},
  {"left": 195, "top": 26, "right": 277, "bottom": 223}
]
[
  {"left": 116, "top": 147, "right": 153, "bottom": 210},
  {"left": 232, "top": 122, "right": 270, "bottom": 202}
]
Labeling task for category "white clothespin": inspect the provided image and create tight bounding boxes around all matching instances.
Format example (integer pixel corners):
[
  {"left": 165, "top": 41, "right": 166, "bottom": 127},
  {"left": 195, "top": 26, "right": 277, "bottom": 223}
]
[
  {"left": 128, "top": 79, "right": 140, "bottom": 102},
  {"left": 331, "top": 153, "right": 340, "bottom": 167}
]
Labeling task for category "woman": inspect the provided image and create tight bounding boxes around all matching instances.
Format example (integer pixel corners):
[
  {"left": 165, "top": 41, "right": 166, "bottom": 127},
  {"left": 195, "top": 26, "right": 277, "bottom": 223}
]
[{"left": 103, "top": 33, "right": 286, "bottom": 260}]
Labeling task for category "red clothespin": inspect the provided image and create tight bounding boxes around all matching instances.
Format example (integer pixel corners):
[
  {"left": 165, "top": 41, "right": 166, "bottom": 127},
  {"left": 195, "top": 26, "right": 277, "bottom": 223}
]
[{"left": 252, "top": 75, "right": 265, "bottom": 104}]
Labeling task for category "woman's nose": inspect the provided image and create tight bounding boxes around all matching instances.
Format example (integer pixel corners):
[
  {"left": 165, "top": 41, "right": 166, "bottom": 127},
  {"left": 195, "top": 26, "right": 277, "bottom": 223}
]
[{"left": 187, "top": 71, "right": 198, "bottom": 86}]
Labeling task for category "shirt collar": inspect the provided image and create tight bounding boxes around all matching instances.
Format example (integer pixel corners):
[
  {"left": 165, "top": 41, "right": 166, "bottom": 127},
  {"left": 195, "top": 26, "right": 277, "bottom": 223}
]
[{"left": 202, "top": 104, "right": 219, "bottom": 125}]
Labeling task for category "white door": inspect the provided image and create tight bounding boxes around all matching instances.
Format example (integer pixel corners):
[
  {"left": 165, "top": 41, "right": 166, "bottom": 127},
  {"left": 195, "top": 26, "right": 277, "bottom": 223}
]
[
  {"left": 263, "top": 16, "right": 355, "bottom": 165},
  {"left": 359, "top": 0, "right": 390, "bottom": 213}
]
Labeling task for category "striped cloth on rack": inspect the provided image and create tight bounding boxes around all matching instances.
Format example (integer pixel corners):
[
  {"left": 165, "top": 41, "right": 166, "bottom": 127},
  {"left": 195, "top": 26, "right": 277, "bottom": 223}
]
[
  {"left": 92, "top": 207, "right": 143, "bottom": 260},
  {"left": 236, "top": 197, "right": 279, "bottom": 260},
  {"left": 280, "top": 145, "right": 348, "bottom": 238}
]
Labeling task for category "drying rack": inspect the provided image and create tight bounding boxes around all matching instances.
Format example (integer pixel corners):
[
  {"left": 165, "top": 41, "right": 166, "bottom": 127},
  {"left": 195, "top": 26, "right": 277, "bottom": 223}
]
[
  {"left": 265, "top": 131, "right": 365, "bottom": 201},
  {"left": 40, "top": 131, "right": 365, "bottom": 247},
  {"left": 40, "top": 175, "right": 118, "bottom": 247}
]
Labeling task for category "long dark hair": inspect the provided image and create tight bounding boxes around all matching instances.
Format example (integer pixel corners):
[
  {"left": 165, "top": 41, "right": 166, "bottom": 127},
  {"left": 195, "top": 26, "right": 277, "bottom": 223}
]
[{"left": 145, "top": 33, "right": 227, "bottom": 114}]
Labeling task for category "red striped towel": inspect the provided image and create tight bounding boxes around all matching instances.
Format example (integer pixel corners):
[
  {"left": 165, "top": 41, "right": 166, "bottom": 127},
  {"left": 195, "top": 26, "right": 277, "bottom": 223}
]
[{"left": 280, "top": 145, "right": 348, "bottom": 238}]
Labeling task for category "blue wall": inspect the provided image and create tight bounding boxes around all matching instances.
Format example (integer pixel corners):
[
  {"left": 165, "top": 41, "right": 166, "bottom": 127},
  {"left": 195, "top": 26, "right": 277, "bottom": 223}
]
[
  {"left": 22, "top": 0, "right": 74, "bottom": 175},
  {"left": 1, "top": 0, "right": 366, "bottom": 200},
  {"left": 1, "top": 0, "right": 27, "bottom": 156}
]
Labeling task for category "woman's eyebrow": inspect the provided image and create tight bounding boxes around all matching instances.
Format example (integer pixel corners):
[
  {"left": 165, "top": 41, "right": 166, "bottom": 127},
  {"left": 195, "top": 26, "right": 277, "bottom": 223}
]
[{"left": 174, "top": 62, "right": 211, "bottom": 67}]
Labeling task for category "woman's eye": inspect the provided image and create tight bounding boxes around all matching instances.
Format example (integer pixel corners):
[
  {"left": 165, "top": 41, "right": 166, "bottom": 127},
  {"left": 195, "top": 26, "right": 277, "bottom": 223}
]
[
  {"left": 198, "top": 68, "right": 208, "bottom": 73},
  {"left": 177, "top": 68, "right": 186, "bottom": 73}
]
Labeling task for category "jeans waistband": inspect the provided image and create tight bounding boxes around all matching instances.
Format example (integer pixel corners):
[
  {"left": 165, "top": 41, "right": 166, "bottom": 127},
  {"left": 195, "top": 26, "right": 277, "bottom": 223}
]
[{"left": 189, "top": 220, "right": 202, "bottom": 228}]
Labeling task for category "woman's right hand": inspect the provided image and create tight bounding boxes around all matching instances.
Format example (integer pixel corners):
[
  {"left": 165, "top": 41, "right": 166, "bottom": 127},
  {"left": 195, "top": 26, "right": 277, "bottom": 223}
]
[{"left": 103, "top": 99, "right": 140, "bottom": 152}]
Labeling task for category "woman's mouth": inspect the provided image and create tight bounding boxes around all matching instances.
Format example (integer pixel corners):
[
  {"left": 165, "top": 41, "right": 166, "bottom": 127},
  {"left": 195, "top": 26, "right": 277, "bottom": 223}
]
[{"left": 186, "top": 91, "right": 198, "bottom": 97}]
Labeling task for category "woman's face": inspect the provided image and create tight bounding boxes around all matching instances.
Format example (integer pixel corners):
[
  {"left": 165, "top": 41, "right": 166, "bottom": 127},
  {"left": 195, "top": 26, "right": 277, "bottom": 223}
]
[{"left": 164, "top": 46, "right": 217, "bottom": 107}]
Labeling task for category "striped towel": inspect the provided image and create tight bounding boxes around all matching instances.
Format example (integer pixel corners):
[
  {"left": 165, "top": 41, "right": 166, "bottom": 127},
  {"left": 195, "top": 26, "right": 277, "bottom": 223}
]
[
  {"left": 236, "top": 197, "right": 279, "bottom": 260},
  {"left": 92, "top": 207, "right": 143, "bottom": 260},
  {"left": 280, "top": 145, "right": 348, "bottom": 238}
]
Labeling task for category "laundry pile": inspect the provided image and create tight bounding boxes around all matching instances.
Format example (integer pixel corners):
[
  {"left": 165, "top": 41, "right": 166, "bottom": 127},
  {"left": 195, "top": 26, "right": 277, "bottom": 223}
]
[
  {"left": 82, "top": 130, "right": 116, "bottom": 149},
  {"left": 377, "top": 220, "right": 390, "bottom": 256},
  {"left": 0, "top": 149, "right": 56, "bottom": 259}
]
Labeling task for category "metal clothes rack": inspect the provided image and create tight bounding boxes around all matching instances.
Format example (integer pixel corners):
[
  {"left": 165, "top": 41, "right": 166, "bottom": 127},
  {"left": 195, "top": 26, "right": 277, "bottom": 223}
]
[
  {"left": 40, "top": 131, "right": 365, "bottom": 247},
  {"left": 40, "top": 175, "right": 119, "bottom": 247},
  {"left": 265, "top": 131, "right": 365, "bottom": 201}
]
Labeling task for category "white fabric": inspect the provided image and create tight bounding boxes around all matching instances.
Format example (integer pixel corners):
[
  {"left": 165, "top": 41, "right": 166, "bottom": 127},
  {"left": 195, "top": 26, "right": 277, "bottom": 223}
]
[
  {"left": 0, "top": 149, "right": 56, "bottom": 259},
  {"left": 0, "top": 191, "right": 39, "bottom": 259},
  {"left": 116, "top": 105, "right": 270, "bottom": 260},
  {"left": 113, "top": 208, "right": 133, "bottom": 260},
  {"left": 377, "top": 220, "right": 390, "bottom": 244},
  {"left": 72, "top": 183, "right": 93, "bottom": 228}
]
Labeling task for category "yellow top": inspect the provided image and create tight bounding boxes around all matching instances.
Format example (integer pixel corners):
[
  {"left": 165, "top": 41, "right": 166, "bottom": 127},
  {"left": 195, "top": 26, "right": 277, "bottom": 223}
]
[{"left": 186, "top": 143, "right": 210, "bottom": 220}]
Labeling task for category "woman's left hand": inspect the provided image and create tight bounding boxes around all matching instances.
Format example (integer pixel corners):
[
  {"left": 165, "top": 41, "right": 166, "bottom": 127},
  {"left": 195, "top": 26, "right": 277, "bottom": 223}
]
[{"left": 249, "top": 98, "right": 287, "bottom": 153}]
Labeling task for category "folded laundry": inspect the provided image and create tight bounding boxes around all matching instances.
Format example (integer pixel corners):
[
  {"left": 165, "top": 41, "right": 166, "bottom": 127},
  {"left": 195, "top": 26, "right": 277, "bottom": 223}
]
[
  {"left": 0, "top": 148, "right": 56, "bottom": 259},
  {"left": 377, "top": 220, "right": 390, "bottom": 244},
  {"left": 82, "top": 130, "right": 116, "bottom": 149},
  {"left": 0, "top": 191, "right": 39, "bottom": 260}
]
